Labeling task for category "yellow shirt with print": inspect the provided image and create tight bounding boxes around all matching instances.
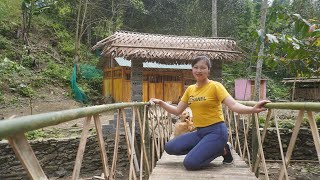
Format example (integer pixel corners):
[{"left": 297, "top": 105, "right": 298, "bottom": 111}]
[{"left": 181, "top": 80, "right": 230, "bottom": 127}]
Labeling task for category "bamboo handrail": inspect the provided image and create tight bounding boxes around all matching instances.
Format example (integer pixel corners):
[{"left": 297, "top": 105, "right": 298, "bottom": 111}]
[
  {"left": 0, "top": 102, "right": 148, "bottom": 139},
  {"left": 238, "top": 101, "right": 320, "bottom": 111}
]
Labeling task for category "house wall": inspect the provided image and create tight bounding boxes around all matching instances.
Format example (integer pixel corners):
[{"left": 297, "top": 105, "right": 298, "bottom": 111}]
[
  {"left": 235, "top": 79, "right": 267, "bottom": 100},
  {"left": 103, "top": 68, "right": 191, "bottom": 103},
  {"left": 235, "top": 79, "right": 252, "bottom": 100}
]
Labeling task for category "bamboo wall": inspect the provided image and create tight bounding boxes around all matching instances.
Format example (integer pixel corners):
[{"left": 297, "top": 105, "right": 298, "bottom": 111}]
[{"left": 103, "top": 67, "right": 191, "bottom": 103}]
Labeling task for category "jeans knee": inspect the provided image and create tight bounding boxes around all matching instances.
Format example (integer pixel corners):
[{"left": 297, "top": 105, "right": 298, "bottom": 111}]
[
  {"left": 164, "top": 142, "right": 175, "bottom": 154},
  {"left": 183, "top": 158, "right": 201, "bottom": 170}
]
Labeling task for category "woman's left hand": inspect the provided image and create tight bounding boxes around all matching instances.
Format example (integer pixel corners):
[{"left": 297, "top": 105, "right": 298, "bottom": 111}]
[{"left": 252, "top": 100, "right": 271, "bottom": 113}]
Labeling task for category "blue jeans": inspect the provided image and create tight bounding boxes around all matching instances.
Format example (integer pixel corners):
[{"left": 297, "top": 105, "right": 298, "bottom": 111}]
[{"left": 164, "top": 122, "right": 228, "bottom": 170}]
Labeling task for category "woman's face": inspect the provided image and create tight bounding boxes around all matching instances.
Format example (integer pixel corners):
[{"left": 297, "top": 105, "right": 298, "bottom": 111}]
[{"left": 192, "top": 60, "right": 210, "bottom": 81}]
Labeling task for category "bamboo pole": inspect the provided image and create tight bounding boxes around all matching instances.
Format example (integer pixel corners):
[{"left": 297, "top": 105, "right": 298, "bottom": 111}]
[
  {"left": 306, "top": 111, "right": 320, "bottom": 163},
  {"left": 278, "top": 110, "right": 304, "bottom": 179},
  {"left": 0, "top": 102, "right": 148, "bottom": 139},
  {"left": 274, "top": 113, "right": 289, "bottom": 180},
  {"left": 253, "top": 113, "right": 269, "bottom": 180},
  {"left": 110, "top": 110, "right": 121, "bottom": 180},
  {"left": 238, "top": 101, "right": 320, "bottom": 111},
  {"left": 234, "top": 113, "right": 242, "bottom": 156},
  {"left": 72, "top": 116, "right": 92, "bottom": 180},
  {"left": 93, "top": 115, "right": 110, "bottom": 179}
]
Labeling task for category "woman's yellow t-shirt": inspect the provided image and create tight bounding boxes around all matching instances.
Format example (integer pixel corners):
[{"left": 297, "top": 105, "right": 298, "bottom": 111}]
[{"left": 180, "top": 80, "right": 230, "bottom": 127}]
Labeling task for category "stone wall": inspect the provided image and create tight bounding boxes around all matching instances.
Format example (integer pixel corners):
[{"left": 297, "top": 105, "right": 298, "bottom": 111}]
[
  {"left": 236, "top": 128, "right": 319, "bottom": 160},
  {"left": 0, "top": 132, "right": 131, "bottom": 180}
]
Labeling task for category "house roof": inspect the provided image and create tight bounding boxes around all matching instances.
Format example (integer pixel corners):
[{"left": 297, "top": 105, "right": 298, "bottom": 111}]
[
  {"left": 115, "top": 57, "right": 192, "bottom": 70},
  {"left": 92, "top": 31, "right": 244, "bottom": 65},
  {"left": 282, "top": 77, "right": 320, "bottom": 83}
]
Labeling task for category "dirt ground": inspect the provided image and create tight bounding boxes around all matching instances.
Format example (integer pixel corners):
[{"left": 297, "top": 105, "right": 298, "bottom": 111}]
[{"left": 0, "top": 86, "right": 115, "bottom": 130}]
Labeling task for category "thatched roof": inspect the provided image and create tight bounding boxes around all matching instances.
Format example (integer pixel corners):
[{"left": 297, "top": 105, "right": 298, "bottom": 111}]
[{"left": 92, "top": 31, "right": 243, "bottom": 64}]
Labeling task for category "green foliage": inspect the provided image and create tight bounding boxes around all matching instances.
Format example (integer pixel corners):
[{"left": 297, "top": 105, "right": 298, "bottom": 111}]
[
  {"left": 17, "top": 83, "right": 35, "bottom": 97},
  {"left": 265, "top": 13, "right": 320, "bottom": 77},
  {"left": 316, "top": 115, "right": 320, "bottom": 127},
  {"left": 266, "top": 78, "right": 290, "bottom": 101},
  {"left": 41, "top": 62, "right": 72, "bottom": 84},
  {"left": 26, "top": 129, "right": 47, "bottom": 140},
  {"left": 258, "top": 116, "right": 266, "bottom": 128},
  {"left": 278, "top": 119, "right": 295, "bottom": 129}
]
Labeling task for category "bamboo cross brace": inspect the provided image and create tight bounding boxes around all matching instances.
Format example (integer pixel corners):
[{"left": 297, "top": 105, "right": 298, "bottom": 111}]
[
  {"left": 252, "top": 109, "right": 273, "bottom": 174},
  {"left": 306, "top": 111, "right": 320, "bottom": 163},
  {"left": 234, "top": 113, "right": 242, "bottom": 156},
  {"left": 129, "top": 107, "right": 137, "bottom": 180},
  {"left": 149, "top": 107, "right": 156, "bottom": 170},
  {"left": 274, "top": 112, "right": 289, "bottom": 179},
  {"left": 7, "top": 116, "right": 48, "bottom": 180},
  {"left": 241, "top": 114, "right": 251, "bottom": 168},
  {"left": 72, "top": 116, "right": 92, "bottom": 180},
  {"left": 226, "top": 109, "right": 234, "bottom": 147},
  {"left": 110, "top": 109, "right": 121, "bottom": 180},
  {"left": 279, "top": 110, "right": 304, "bottom": 179},
  {"left": 253, "top": 113, "right": 269, "bottom": 180},
  {"left": 154, "top": 105, "right": 162, "bottom": 158},
  {"left": 93, "top": 114, "right": 111, "bottom": 179},
  {"left": 136, "top": 106, "right": 151, "bottom": 179},
  {"left": 121, "top": 109, "right": 137, "bottom": 180}
]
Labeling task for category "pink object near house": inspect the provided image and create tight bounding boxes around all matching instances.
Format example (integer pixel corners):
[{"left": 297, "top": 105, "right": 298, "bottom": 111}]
[{"left": 234, "top": 79, "right": 267, "bottom": 100}]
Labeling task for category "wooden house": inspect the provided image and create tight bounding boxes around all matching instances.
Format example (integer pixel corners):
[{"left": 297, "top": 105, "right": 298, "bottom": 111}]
[
  {"left": 282, "top": 77, "right": 320, "bottom": 101},
  {"left": 234, "top": 79, "right": 267, "bottom": 100},
  {"left": 92, "top": 31, "right": 243, "bottom": 103},
  {"left": 103, "top": 57, "right": 194, "bottom": 103}
]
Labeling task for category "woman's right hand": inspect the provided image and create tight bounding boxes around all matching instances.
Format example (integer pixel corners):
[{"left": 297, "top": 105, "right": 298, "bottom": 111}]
[{"left": 149, "top": 98, "right": 163, "bottom": 105}]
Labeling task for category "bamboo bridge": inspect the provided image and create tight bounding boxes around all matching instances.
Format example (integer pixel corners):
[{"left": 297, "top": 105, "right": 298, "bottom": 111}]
[{"left": 0, "top": 101, "right": 319, "bottom": 180}]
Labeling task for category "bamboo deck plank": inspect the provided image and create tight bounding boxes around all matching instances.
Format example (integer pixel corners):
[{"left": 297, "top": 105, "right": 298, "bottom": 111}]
[{"left": 149, "top": 150, "right": 257, "bottom": 180}]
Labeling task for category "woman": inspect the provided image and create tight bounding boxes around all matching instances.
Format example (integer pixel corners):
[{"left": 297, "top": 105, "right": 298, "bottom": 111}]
[{"left": 149, "top": 55, "right": 270, "bottom": 170}]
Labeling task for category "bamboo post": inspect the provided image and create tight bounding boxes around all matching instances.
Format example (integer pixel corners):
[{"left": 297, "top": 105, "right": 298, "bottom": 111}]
[
  {"left": 136, "top": 106, "right": 151, "bottom": 179},
  {"left": 274, "top": 113, "right": 289, "bottom": 179},
  {"left": 150, "top": 107, "right": 155, "bottom": 169},
  {"left": 253, "top": 113, "right": 269, "bottom": 180},
  {"left": 121, "top": 109, "right": 137, "bottom": 180},
  {"left": 242, "top": 114, "right": 251, "bottom": 168},
  {"left": 279, "top": 110, "right": 304, "bottom": 179},
  {"left": 226, "top": 109, "right": 234, "bottom": 147},
  {"left": 251, "top": 113, "right": 259, "bottom": 176},
  {"left": 110, "top": 110, "right": 121, "bottom": 180},
  {"left": 154, "top": 105, "right": 161, "bottom": 159},
  {"left": 145, "top": 105, "right": 152, "bottom": 174},
  {"left": 234, "top": 113, "right": 242, "bottom": 156},
  {"left": 253, "top": 109, "right": 272, "bottom": 172},
  {"left": 72, "top": 116, "right": 92, "bottom": 180},
  {"left": 306, "top": 111, "right": 320, "bottom": 163},
  {"left": 129, "top": 108, "right": 136, "bottom": 180},
  {"left": 7, "top": 115, "right": 47, "bottom": 180},
  {"left": 93, "top": 114, "right": 110, "bottom": 179}
]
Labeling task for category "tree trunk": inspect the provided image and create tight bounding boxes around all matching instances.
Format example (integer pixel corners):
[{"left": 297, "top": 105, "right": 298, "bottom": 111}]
[
  {"left": 252, "top": 0, "right": 268, "bottom": 177},
  {"left": 210, "top": 0, "right": 222, "bottom": 82},
  {"left": 212, "top": 0, "right": 217, "bottom": 37},
  {"left": 74, "top": 0, "right": 88, "bottom": 74}
]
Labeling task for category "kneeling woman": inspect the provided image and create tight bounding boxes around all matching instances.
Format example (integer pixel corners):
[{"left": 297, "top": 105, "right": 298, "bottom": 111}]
[{"left": 149, "top": 55, "right": 270, "bottom": 170}]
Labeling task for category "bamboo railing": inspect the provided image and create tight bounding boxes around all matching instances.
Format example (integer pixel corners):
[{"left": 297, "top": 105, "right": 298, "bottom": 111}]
[
  {"left": 225, "top": 101, "right": 320, "bottom": 180},
  {"left": 1, "top": 101, "right": 319, "bottom": 180},
  {"left": 0, "top": 102, "right": 171, "bottom": 180}
]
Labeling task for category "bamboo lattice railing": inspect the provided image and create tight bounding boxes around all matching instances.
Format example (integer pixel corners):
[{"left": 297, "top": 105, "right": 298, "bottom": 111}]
[
  {"left": 0, "top": 102, "right": 171, "bottom": 180},
  {"left": 224, "top": 101, "right": 320, "bottom": 180},
  {"left": 0, "top": 101, "right": 319, "bottom": 180}
]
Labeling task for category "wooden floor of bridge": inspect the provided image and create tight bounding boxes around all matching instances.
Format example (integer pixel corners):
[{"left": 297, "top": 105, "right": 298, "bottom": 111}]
[{"left": 149, "top": 150, "right": 258, "bottom": 180}]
